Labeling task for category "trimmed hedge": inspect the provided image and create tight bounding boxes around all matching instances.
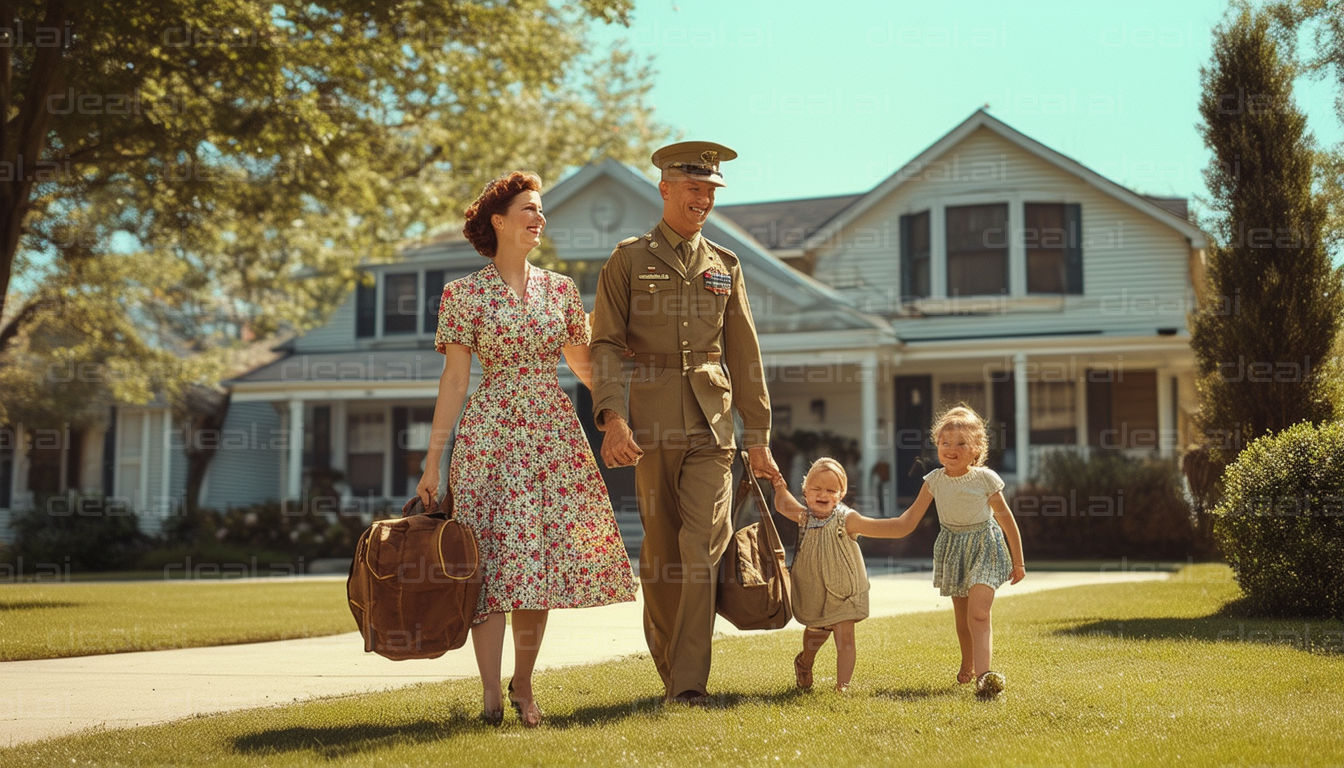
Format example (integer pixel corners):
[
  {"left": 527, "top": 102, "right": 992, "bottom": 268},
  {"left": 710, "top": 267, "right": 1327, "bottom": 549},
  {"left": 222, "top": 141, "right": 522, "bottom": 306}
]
[
  {"left": 5, "top": 494, "right": 150, "bottom": 572},
  {"left": 1213, "top": 420, "right": 1344, "bottom": 618},
  {"left": 1010, "top": 450, "right": 1201, "bottom": 560}
]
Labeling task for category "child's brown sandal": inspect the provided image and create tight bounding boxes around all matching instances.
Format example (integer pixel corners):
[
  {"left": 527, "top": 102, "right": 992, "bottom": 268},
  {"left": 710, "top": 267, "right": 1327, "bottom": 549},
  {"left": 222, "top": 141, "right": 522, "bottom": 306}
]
[{"left": 793, "top": 652, "right": 814, "bottom": 690}]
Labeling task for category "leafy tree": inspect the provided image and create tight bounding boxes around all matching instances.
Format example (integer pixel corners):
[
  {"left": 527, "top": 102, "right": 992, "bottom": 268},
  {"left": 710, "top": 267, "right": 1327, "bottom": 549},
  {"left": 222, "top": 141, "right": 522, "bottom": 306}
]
[
  {"left": 1268, "top": 0, "right": 1344, "bottom": 260},
  {"left": 0, "top": 1, "right": 670, "bottom": 505},
  {"left": 1190, "top": 3, "right": 1344, "bottom": 467}
]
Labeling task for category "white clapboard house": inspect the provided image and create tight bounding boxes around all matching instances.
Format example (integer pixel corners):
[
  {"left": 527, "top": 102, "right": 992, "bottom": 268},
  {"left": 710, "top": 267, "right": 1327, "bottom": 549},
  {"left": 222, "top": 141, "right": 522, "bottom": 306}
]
[{"left": 0, "top": 109, "right": 1205, "bottom": 538}]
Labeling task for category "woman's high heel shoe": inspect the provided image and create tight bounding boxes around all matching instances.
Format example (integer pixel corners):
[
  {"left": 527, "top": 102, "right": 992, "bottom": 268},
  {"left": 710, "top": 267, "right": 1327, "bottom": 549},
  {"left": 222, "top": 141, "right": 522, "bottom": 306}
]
[{"left": 507, "top": 679, "right": 543, "bottom": 728}]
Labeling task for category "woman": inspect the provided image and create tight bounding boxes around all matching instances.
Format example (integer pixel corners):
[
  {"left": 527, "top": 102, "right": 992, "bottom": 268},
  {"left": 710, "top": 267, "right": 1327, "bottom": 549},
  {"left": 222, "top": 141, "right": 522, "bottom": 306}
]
[{"left": 416, "top": 171, "right": 637, "bottom": 727}]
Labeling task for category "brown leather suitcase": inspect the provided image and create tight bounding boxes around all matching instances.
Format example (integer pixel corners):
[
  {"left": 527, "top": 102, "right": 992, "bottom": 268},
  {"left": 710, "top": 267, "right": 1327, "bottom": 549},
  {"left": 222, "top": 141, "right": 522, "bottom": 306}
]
[{"left": 347, "top": 495, "right": 482, "bottom": 660}]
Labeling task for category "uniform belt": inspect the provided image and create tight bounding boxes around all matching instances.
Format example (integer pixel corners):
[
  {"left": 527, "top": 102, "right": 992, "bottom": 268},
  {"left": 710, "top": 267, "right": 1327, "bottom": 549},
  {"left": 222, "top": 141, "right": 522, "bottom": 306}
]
[{"left": 631, "top": 352, "right": 721, "bottom": 371}]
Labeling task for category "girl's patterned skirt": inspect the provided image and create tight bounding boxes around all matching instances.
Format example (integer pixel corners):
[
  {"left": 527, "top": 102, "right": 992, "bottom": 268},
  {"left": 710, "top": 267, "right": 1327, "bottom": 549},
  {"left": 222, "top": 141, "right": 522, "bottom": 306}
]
[{"left": 932, "top": 518, "right": 1012, "bottom": 597}]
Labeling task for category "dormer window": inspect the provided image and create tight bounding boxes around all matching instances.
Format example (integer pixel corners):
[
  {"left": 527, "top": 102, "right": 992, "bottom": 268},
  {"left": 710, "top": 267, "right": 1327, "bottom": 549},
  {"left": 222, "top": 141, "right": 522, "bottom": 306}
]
[
  {"left": 383, "top": 272, "right": 419, "bottom": 334},
  {"left": 898, "top": 201, "right": 1083, "bottom": 304},
  {"left": 946, "top": 203, "right": 1009, "bottom": 296},
  {"left": 355, "top": 268, "right": 453, "bottom": 339}
]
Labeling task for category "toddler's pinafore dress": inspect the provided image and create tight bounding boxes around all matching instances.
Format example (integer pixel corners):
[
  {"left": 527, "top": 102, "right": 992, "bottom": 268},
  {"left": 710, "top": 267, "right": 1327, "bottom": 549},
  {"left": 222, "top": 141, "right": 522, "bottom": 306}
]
[
  {"left": 789, "top": 503, "right": 870, "bottom": 629},
  {"left": 926, "top": 467, "right": 1013, "bottom": 598}
]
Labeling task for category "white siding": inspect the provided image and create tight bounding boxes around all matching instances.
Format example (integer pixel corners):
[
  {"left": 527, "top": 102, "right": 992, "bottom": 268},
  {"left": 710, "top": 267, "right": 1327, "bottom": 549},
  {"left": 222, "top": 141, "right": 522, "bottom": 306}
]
[
  {"left": 548, "top": 174, "right": 665, "bottom": 263},
  {"left": 202, "top": 402, "right": 283, "bottom": 510},
  {"left": 812, "top": 127, "right": 1195, "bottom": 339},
  {"left": 294, "top": 292, "right": 358, "bottom": 352}
]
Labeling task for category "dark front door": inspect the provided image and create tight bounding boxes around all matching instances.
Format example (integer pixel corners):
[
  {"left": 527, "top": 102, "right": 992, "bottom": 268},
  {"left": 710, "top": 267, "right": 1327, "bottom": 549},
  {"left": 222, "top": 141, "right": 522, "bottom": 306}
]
[{"left": 894, "top": 375, "right": 933, "bottom": 499}]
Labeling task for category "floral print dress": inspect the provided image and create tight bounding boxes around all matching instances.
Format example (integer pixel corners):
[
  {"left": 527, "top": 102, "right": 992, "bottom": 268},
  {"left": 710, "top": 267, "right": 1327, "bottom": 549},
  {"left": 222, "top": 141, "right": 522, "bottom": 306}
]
[{"left": 436, "top": 262, "right": 637, "bottom": 622}]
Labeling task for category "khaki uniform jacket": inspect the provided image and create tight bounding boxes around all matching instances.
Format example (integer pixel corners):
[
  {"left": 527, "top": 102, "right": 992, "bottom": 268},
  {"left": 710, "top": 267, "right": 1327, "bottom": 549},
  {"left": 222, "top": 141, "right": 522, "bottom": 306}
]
[{"left": 590, "top": 220, "right": 771, "bottom": 449}]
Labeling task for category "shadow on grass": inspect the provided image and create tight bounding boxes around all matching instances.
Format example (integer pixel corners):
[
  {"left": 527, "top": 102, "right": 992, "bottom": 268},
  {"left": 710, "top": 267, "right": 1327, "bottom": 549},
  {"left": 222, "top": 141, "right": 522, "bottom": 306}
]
[
  {"left": 232, "top": 718, "right": 487, "bottom": 759},
  {"left": 0, "top": 600, "right": 83, "bottom": 611},
  {"left": 545, "top": 688, "right": 813, "bottom": 729},
  {"left": 1057, "top": 600, "right": 1344, "bottom": 654},
  {"left": 872, "top": 685, "right": 961, "bottom": 702},
  {"left": 233, "top": 689, "right": 817, "bottom": 756}
]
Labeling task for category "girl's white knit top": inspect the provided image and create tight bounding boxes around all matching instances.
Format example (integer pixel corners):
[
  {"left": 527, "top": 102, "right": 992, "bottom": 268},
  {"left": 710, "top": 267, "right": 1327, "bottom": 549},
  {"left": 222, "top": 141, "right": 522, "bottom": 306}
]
[{"left": 922, "top": 466, "right": 1005, "bottom": 527}]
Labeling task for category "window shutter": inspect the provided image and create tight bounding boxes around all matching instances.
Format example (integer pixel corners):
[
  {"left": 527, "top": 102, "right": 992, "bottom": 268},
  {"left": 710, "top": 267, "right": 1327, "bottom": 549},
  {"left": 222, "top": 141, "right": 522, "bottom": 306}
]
[
  {"left": 424, "top": 270, "right": 445, "bottom": 334},
  {"left": 355, "top": 280, "right": 376, "bottom": 338},
  {"left": 1065, "top": 203, "right": 1083, "bottom": 294},
  {"left": 899, "top": 214, "right": 913, "bottom": 300}
]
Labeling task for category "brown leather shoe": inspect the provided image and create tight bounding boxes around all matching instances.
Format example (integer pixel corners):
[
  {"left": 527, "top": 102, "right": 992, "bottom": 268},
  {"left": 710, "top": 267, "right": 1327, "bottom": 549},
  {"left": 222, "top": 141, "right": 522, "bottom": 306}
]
[{"left": 667, "top": 690, "right": 711, "bottom": 707}]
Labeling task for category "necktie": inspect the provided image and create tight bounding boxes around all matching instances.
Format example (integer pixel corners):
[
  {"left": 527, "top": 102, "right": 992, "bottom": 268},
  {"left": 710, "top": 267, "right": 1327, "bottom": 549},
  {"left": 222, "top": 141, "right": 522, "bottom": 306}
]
[{"left": 677, "top": 240, "right": 692, "bottom": 268}]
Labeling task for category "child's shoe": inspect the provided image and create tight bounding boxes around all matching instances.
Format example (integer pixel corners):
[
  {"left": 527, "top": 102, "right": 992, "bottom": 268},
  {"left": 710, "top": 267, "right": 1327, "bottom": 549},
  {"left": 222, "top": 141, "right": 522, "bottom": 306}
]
[
  {"left": 975, "top": 671, "right": 1005, "bottom": 698},
  {"left": 793, "top": 653, "right": 813, "bottom": 690}
]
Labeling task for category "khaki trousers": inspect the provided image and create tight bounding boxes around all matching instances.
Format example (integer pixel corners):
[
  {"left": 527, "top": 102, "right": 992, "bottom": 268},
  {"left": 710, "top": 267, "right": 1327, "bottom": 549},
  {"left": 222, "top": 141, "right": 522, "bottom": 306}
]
[{"left": 632, "top": 388, "right": 734, "bottom": 697}]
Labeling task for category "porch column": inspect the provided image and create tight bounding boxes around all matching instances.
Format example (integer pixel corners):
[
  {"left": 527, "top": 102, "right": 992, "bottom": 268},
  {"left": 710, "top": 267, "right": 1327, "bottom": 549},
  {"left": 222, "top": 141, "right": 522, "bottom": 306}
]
[
  {"left": 1014, "top": 353, "right": 1030, "bottom": 483},
  {"left": 139, "top": 412, "right": 151, "bottom": 514},
  {"left": 859, "top": 353, "right": 879, "bottom": 507},
  {"left": 161, "top": 411, "right": 172, "bottom": 518},
  {"left": 1075, "top": 374, "right": 1089, "bottom": 453},
  {"left": 287, "top": 399, "right": 305, "bottom": 501},
  {"left": 1156, "top": 367, "right": 1174, "bottom": 457}
]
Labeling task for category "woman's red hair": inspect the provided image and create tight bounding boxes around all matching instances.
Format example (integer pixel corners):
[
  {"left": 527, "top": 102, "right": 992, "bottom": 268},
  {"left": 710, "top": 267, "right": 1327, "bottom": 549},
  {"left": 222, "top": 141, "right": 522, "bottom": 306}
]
[{"left": 462, "top": 171, "right": 543, "bottom": 257}]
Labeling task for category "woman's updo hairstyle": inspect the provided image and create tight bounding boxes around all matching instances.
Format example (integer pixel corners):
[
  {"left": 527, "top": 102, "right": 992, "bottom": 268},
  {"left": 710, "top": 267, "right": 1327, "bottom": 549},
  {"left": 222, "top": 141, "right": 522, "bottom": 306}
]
[{"left": 462, "top": 171, "right": 542, "bottom": 257}]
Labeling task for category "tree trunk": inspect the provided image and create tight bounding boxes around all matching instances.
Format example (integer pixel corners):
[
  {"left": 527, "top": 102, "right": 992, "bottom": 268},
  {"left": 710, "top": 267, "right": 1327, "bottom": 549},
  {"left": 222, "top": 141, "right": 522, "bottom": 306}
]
[
  {"left": 181, "top": 389, "right": 230, "bottom": 516},
  {"left": 0, "top": 0, "right": 70, "bottom": 323}
]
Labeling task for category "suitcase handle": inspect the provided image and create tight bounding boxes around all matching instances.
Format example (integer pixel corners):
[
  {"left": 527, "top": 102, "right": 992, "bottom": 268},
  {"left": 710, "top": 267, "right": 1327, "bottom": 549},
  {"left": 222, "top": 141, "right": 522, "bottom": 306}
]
[{"left": 402, "top": 489, "right": 455, "bottom": 520}]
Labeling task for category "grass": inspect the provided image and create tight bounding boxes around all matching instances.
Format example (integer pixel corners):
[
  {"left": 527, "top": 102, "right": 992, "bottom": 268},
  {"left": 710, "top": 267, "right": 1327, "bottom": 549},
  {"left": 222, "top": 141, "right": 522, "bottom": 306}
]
[
  {"left": 2, "top": 564, "right": 1342, "bottom": 766},
  {"left": 0, "top": 579, "right": 352, "bottom": 660}
]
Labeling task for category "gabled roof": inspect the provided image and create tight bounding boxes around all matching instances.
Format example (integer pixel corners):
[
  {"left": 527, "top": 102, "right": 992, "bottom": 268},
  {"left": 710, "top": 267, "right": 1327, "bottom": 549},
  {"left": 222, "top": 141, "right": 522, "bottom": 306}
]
[
  {"left": 804, "top": 109, "right": 1207, "bottom": 250},
  {"left": 716, "top": 194, "right": 862, "bottom": 250}
]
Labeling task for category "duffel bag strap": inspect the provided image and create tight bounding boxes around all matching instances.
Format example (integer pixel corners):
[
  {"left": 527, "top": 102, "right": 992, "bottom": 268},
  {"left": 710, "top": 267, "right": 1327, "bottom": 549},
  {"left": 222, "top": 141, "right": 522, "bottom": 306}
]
[{"left": 732, "top": 451, "right": 787, "bottom": 575}]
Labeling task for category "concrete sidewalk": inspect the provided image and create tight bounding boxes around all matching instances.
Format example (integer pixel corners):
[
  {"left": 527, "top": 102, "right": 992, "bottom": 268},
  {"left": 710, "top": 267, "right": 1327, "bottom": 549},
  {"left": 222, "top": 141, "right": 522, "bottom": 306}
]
[{"left": 0, "top": 570, "right": 1165, "bottom": 747}]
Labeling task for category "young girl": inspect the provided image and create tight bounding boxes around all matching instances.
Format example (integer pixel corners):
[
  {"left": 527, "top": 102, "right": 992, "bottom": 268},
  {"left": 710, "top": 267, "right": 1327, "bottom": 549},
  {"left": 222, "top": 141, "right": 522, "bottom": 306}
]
[
  {"left": 771, "top": 458, "right": 869, "bottom": 693},
  {"left": 849, "top": 406, "right": 1026, "bottom": 697}
]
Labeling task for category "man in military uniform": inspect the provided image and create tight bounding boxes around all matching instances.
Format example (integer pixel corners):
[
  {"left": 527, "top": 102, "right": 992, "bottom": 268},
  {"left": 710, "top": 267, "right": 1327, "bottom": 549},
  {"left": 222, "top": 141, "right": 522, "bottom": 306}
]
[{"left": 589, "top": 141, "right": 782, "bottom": 704}]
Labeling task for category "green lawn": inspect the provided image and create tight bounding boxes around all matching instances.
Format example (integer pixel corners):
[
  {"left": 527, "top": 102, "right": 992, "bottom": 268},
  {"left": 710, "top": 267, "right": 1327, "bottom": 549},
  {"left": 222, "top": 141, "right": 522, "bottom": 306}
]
[
  {"left": 0, "top": 579, "right": 352, "bottom": 660},
  {"left": 2, "top": 564, "right": 1341, "bottom": 766}
]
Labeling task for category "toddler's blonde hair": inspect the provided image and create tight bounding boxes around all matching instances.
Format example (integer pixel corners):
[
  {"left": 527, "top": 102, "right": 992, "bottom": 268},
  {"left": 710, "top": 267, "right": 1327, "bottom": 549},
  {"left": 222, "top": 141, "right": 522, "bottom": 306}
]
[
  {"left": 931, "top": 405, "right": 990, "bottom": 467},
  {"left": 804, "top": 457, "right": 849, "bottom": 497}
]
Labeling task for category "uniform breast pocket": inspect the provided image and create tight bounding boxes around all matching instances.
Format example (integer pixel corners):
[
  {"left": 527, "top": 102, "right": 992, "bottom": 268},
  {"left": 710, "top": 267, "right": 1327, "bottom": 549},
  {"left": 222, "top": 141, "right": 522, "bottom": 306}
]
[
  {"left": 696, "top": 279, "right": 728, "bottom": 324},
  {"left": 630, "top": 282, "right": 671, "bottom": 325}
]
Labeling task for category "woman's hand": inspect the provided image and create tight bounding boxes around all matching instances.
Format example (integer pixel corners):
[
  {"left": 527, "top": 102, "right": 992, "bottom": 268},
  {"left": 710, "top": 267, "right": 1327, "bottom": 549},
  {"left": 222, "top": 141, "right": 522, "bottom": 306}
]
[
  {"left": 416, "top": 466, "right": 441, "bottom": 513},
  {"left": 1009, "top": 563, "right": 1026, "bottom": 584}
]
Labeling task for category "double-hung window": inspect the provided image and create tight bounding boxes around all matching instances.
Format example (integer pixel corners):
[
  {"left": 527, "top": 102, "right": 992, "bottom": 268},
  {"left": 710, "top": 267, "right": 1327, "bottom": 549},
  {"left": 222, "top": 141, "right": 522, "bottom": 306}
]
[{"left": 945, "top": 203, "right": 1009, "bottom": 297}]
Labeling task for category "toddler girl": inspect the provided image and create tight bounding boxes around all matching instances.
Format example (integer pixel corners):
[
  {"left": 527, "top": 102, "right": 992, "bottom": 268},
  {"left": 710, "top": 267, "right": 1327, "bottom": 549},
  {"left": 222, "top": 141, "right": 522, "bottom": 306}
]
[
  {"left": 849, "top": 406, "right": 1026, "bottom": 697},
  {"left": 771, "top": 458, "right": 869, "bottom": 692}
]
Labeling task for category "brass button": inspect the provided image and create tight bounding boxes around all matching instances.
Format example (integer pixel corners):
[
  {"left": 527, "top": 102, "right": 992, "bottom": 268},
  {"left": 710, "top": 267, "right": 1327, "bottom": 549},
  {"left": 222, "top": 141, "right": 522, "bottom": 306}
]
[
  {"left": 681, "top": 340, "right": 689, "bottom": 346},
  {"left": 682, "top": 321, "right": 689, "bottom": 327},
  {"left": 683, "top": 280, "right": 690, "bottom": 286}
]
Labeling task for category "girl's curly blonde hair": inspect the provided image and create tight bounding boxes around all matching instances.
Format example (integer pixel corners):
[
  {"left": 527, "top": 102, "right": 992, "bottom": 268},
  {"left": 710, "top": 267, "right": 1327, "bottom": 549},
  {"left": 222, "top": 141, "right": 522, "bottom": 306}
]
[
  {"left": 804, "top": 457, "right": 849, "bottom": 497},
  {"left": 931, "top": 405, "right": 990, "bottom": 467}
]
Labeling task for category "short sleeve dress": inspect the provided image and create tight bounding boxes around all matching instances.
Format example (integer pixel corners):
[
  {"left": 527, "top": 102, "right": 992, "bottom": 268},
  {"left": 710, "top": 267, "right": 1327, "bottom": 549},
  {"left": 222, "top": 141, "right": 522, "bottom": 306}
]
[
  {"left": 789, "top": 504, "right": 870, "bottom": 629},
  {"left": 436, "top": 263, "right": 637, "bottom": 622},
  {"left": 924, "top": 467, "right": 1012, "bottom": 597}
]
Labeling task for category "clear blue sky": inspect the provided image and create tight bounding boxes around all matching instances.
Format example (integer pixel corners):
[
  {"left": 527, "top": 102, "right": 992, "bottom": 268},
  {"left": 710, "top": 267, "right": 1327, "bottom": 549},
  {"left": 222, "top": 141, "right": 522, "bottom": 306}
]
[{"left": 591, "top": 0, "right": 1343, "bottom": 209}]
